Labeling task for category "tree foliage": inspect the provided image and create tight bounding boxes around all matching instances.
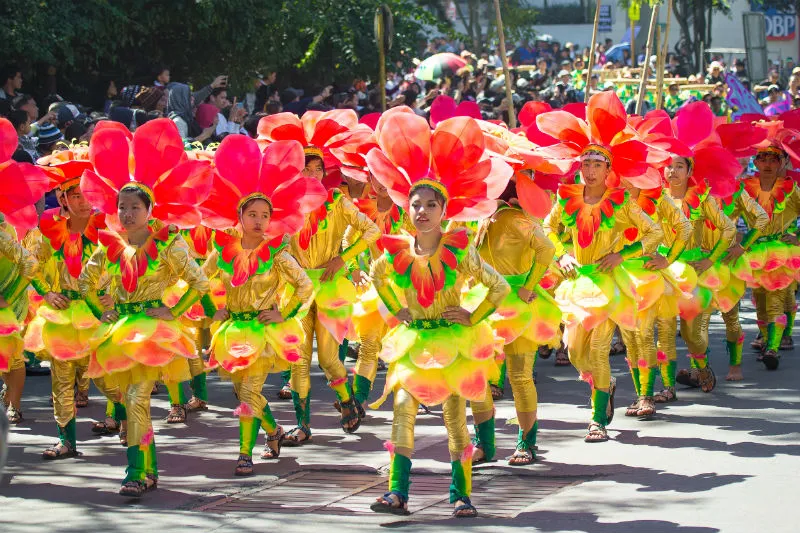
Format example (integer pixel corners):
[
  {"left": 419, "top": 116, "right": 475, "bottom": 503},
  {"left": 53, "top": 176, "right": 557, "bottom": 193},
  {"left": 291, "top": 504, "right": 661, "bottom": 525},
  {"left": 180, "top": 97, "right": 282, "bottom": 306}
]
[{"left": 1, "top": 0, "right": 448, "bottom": 98}]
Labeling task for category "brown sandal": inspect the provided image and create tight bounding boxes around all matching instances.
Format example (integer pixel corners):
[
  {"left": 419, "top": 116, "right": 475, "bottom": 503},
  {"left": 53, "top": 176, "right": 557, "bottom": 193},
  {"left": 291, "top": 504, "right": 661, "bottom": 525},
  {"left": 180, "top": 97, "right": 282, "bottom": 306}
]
[
  {"left": 234, "top": 454, "right": 254, "bottom": 476},
  {"left": 554, "top": 346, "right": 570, "bottom": 366},
  {"left": 6, "top": 406, "right": 22, "bottom": 425},
  {"left": 260, "top": 425, "right": 285, "bottom": 459},
  {"left": 75, "top": 390, "right": 89, "bottom": 408},
  {"left": 625, "top": 400, "right": 640, "bottom": 417},
  {"left": 653, "top": 387, "right": 677, "bottom": 403},
  {"left": 636, "top": 396, "right": 656, "bottom": 418},
  {"left": 166, "top": 404, "right": 187, "bottom": 424},
  {"left": 186, "top": 396, "right": 207, "bottom": 412},
  {"left": 696, "top": 367, "right": 716, "bottom": 393},
  {"left": 490, "top": 384, "right": 504, "bottom": 400},
  {"left": 584, "top": 422, "right": 608, "bottom": 443},
  {"left": 277, "top": 384, "right": 292, "bottom": 400}
]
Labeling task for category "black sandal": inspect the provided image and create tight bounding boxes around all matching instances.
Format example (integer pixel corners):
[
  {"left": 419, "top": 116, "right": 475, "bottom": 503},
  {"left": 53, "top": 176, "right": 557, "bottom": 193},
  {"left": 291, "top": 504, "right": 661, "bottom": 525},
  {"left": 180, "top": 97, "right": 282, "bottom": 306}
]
[
  {"left": 338, "top": 398, "right": 362, "bottom": 434},
  {"left": 333, "top": 399, "right": 366, "bottom": 419},
  {"left": 260, "top": 425, "right": 285, "bottom": 459},
  {"left": 166, "top": 404, "right": 187, "bottom": 424},
  {"left": 282, "top": 425, "right": 312, "bottom": 447},
  {"left": 780, "top": 336, "right": 794, "bottom": 351},
  {"left": 490, "top": 384, "right": 504, "bottom": 400},
  {"left": 554, "top": 347, "right": 570, "bottom": 366},
  {"left": 370, "top": 491, "right": 410, "bottom": 515},
  {"left": 277, "top": 384, "right": 292, "bottom": 400},
  {"left": 91, "top": 418, "right": 120, "bottom": 435},
  {"left": 234, "top": 454, "right": 254, "bottom": 476},
  {"left": 452, "top": 496, "right": 478, "bottom": 518},
  {"left": 508, "top": 444, "right": 536, "bottom": 466},
  {"left": 537, "top": 345, "right": 553, "bottom": 359},
  {"left": 675, "top": 368, "right": 699, "bottom": 388},
  {"left": 119, "top": 430, "right": 128, "bottom": 447},
  {"left": 42, "top": 442, "right": 80, "bottom": 460},
  {"left": 762, "top": 349, "right": 780, "bottom": 370}
]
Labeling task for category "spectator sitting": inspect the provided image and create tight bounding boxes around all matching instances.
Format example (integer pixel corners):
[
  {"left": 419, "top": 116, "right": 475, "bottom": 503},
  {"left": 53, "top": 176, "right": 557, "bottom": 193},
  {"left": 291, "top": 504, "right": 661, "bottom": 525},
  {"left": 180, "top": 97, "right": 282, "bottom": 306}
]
[
  {"left": 754, "top": 69, "right": 783, "bottom": 94},
  {"left": 36, "top": 123, "right": 64, "bottom": 156},
  {"left": 664, "top": 82, "right": 686, "bottom": 117},
  {"left": 0, "top": 65, "right": 23, "bottom": 101},
  {"left": 8, "top": 109, "right": 37, "bottom": 162},
  {"left": 760, "top": 85, "right": 784, "bottom": 106},
  {"left": 12, "top": 94, "right": 55, "bottom": 137},
  {"left": 154, "top": 66, "right": 170, "bottom": 87},
  {"left": 166, "top": 82, "right": 217, "bottom": 143},
  {"left": 705, "top": 61, "right": 726, "bottom": 84},
  {"left": 710, "top": 95, "right": 726, "bottom": 117}
]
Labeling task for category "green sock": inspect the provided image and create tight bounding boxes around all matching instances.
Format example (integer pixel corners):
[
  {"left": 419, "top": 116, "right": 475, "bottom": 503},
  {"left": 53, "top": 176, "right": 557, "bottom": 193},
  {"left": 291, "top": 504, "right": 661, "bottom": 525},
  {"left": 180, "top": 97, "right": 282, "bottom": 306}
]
[
  {"left": 58, "top": 418, "right": 77, "bottom": 449},
  {"left": 785, "top": 309, "right": 796, "bottom": 337},
  {"left": 280, "top": 370, "right": 291, "bottom": 387},
  {"left": 591, "top": 389, "right": 610, "bottom": 426},
  {"left": 123, "top": 445, "right": 146, "bottom": 484},
  {"left": 166, "top": 382, "right": 189, "bottom": 405},
  {"left": 190, "top": 373, "right": 208, "bottom": 402},
  {"left": 449, "top": 458, "right": 472, "bottom": 503},
  {"left": 388, "top": 453, "right": 412, "bottom": 499},
  {"left": 660, "top": 360, "right": 677, "bottom": 388},
  {"left": 338, "top": 339, "right": 349, "bottom": 363},
  {"left": 291, "top": 391, "right": 311, "bottom": 430},
  {"left": 260, "top": 403, "right": 277, "bottom": 434},
  {"left": 690, "top": 353, "right": 708, "bottom": 369},
  {"left": 113, "top": 402, "right": 127, "bottom": 422},
  {"left": 473, "top": 417, "right": 496, "bottom": 461},
  {"left": 146, "top": 440, "right": 158, "bottom": 479},
  {"left": 518, "top": 420, "right": 538, "bottom": 455},
  {"left": 353, "top": 374, "right": 372, "bottom": 404},
  {"left": 726, "top": 338, "right": 743, "bottom": 366},
  {"left": 628, "top": 361, "right": 641, "bottom": 396}
]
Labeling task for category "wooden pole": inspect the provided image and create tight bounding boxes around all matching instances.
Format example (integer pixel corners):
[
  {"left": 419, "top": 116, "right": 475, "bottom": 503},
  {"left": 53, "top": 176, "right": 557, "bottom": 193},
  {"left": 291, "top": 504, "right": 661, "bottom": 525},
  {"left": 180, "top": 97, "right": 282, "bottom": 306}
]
[
  {"left": 636, "top": 4, "right": 660, "bottom": 115},
  {"left": 375, "top": 9, "right": 387, "bottom": 112},
  {"left": 631, "top": 18, "right": 636, "bottom": 68},
  {"left": 585, "top": 2, "right": 602, "bottom": 103},
  {"left": 656, "top": 0, "right": 673, "bottom": 110},
  {"left": 493, "top": 0, "right": 516, "bottom": 128}
]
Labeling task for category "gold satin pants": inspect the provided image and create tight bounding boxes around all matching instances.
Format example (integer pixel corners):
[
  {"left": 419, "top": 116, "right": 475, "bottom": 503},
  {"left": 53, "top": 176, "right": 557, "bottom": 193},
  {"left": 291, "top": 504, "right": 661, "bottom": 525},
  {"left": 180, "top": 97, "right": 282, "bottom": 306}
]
[
  {"left": 565, "top": 319, "right": 615, "bottom": 390},
  {"left": 680, "top": 311, "right": 711, "bottom": 355},
  {"left": 354, "top": 324, "right": 386, "bottom": 383},
  {"left": 753, "top": 287, "right": 788, "bottom": 323},
  {"left": 233, "top": 368, "right": 272, "bottom": 428},
  {"left": 620, "top": 309, "right": 658, "bottom": 367},
  {"left": 51, "top": 357, "right": 122, "bottom": 427},
  {"left": 721, "top": 306, "right": 744, "bottom": 343},
  {"left": 656, "top": 316, "right": 678, "bottom": 361},
  {"left": 392, "top": 388, "right": 469, "bottom": 461},
  {"left": 126, "top": 380, "right": 154, "bottom": 448},
  {"left": 471, "top": 352, "right": 538, "bottom": 416},
  {"left": 290, "top": 302, "right": 348, "bottom": 398}
]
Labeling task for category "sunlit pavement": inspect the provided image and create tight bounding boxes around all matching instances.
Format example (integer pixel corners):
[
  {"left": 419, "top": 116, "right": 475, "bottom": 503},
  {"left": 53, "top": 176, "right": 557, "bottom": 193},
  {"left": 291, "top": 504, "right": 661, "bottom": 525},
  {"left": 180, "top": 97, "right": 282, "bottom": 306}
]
[{"left": 1, "top": 296, "right": 797, "bottom": 533}]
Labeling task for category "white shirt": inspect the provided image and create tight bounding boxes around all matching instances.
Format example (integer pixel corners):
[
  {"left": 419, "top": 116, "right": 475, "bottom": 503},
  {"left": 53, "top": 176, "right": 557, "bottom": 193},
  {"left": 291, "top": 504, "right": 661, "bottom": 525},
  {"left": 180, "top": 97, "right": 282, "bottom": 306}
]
[{"left": 216, "top": 112, "right": 244, "bottom": 136}]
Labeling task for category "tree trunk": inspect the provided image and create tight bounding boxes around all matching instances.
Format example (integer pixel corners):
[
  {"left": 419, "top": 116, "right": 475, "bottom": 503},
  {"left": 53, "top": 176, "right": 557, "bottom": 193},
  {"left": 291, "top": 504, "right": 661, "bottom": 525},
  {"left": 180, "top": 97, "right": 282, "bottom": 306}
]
[
  {"left": 692, "top": 1, "right": 706, "bottom": 75},
  {"left": 674, "top": 0, "right": 694, "bottom": 71}
]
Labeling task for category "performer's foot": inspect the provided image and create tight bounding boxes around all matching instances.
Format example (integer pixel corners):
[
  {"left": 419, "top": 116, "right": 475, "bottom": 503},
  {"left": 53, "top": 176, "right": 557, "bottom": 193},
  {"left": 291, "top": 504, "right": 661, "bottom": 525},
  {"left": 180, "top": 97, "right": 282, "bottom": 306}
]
[
  {"left": 676, "top": 368, "right": 699, "bottom": 388},
  {"left": 234, "top": 454, "right": 254, "bottom": 476},
  {"left": 636, "top": 396, "right": 656, "bottom": 419},
  {"left": 277, "top": 384, "right": 292, "bottom": 400},
  {"left": 654, "top": 387, "right": 677, "bottom": 403},
  {"left": 75, "top": 389, "right": 89, "bottom": 408},
  {"left": 41, "top": 441, "right": 80, "bottom": 460},
  {"left": 370, "top": 492, "right": 410, "bottom": 515},
  {"left": 697, "top": 366, "right": 717, "bottom": 392},
  {"left": 418, "top": 404, "right": 431, "bottom": 415},
  {"left": 537, "top": 345, "right": 552, "bottom": 359},
  {"left": 166, "top": 404, "right": 187, "bottom": 424},
  {"left": 584, "top": 422, "right": 609, "bottom": 443},
  {"left": 780, "top": 336, "right": 794, "bottom": 351},
  {"left": 6, "top": 406, "right": 22, "bottom": 425},
  {"left": 186, "top": 396, "right": 208, "bottom": 411},
  {"left": 260, "top": 426, "right": 284, "bottom": 460},
  {"left": 339, "top": 398, "right": 361, "bottom": 433},
  {"left": 453, "top": 497, "right": 478, "bottom": 518},
  {"left": 490, "top": 384, "right": 504, "bottom": 400},
  {"left": 283, "top": 425, "right": 311, "bottom": 446},
  {"left": 554, "top": 346, "right": 570, "bottom": 366},
  {"left": 762, "top": 349, "right": 780, "bottom": 370},
  {"left": 625, "top": 400, "right": 640, "bottom": 417},
  {"left": 751, "top": 336, "right": 765, "bottom": 351},
  {"left": 609, "top": 340, "right": 626, "bottom": 356},
  {"left": 725, "top": 365, "right": 744, "bottom": 381},
  {"left": 91, "top": 417, "right": 120, "bottom": 435},
  {"left": 508, "top": 446, "right": 535, "bottom": 466}
]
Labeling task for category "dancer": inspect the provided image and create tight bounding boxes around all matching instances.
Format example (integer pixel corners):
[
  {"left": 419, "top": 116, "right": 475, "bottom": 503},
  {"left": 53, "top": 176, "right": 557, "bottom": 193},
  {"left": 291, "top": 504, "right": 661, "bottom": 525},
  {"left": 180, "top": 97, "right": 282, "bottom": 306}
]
[
  {"left": 366, "top": 109, "right": 512, "bottom": 517},
  {"left": 79, "top": 119, "right": 211, "bottom": 497},
  {"left": 540, "top": 92, "right": 666, "bottom": 442},
  {"left": 201, "top": 136, "right": 323, "bottom": 474},
  {"left": 257, "top": 110, "right": 380, "bottom": 445}
]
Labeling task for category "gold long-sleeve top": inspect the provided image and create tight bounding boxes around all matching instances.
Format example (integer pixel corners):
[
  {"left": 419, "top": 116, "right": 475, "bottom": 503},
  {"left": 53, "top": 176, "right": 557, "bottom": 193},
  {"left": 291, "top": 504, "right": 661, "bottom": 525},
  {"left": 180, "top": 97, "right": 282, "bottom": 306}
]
[
  {"left": 544, "top": 188, "right": 663, "bottom": 265},
  {"left": 289, "top": 192, "right": 381, "bottom": 269},
  {"left": 79, "top": 233, "right": 209, "bottom": 305},
  {"left": 702, "top": 189, "right": 768, "bottom": 251},
  {"left": 742, "top": 177, "right": 800, "bottom": 236},
  {"left": 474, "top": 205, "right": 555, "bottom": 289},
  {"left": 0, "top": 221, "right": 37, "bottom": 321},
  {"left": 371, "top": 243, "right": 510, "bottom": 321},
  {"left": 652, "top": 193, "right": 692, "bottom": 263},
  {"left": 671, "top": 194, "right": 737, "bottom": 261},
  {"left": 203, "top": 248, "right": 313, "bottom": 318}
]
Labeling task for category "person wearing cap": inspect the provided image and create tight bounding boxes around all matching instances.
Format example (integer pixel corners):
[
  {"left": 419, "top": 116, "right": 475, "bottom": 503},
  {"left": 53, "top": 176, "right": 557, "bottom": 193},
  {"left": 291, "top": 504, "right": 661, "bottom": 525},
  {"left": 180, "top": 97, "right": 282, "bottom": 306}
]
[
  {"left": 572, "top": 57, "right": 586, "bottom": 90},
  {"left": 36, "top": 123, "right": 64, "bottom": 156},
  {"left": 754, "top": 69, "right": 784, "bottom": 96}
]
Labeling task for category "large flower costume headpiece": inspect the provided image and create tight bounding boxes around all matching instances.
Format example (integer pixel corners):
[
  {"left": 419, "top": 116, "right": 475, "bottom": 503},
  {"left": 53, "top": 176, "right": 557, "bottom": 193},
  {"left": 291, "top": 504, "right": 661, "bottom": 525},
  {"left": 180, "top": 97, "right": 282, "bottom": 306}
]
[{"left": 0, "top": 117, "right": 51, "bottom": 230}]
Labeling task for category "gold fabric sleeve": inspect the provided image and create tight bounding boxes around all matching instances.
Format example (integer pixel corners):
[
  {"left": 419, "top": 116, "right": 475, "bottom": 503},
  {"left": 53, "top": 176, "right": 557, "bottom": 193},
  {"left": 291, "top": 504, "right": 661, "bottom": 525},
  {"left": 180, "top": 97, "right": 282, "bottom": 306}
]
[
  {"left": 524, "top": 220, "right": 556, "bottom": 291},
  {"left": 164, "top": 235, "right": 210, "bottom": 295},
  {"left": 617, "top": 200, "right": 664, "bottom": 256},
  {"left": 339, "top": 196, "right": 381, "bottom": 263},
  {"left": 273, "top": 249, "right": 314, "bottom": 319},
  {"left": 543, "top": 201, "right": 567, "bottom": 258},
  {"left": 370, "top": 255, "right": 404, "bottom": 315},
  {"left": 703, "top": 198, "right": 737, "bottom": 262},
  {"left": 657, "top": 194, "right": 691, "bottom": 264},
  {"left": 458, "top": 245, "right": 510, "bottom": 324}
]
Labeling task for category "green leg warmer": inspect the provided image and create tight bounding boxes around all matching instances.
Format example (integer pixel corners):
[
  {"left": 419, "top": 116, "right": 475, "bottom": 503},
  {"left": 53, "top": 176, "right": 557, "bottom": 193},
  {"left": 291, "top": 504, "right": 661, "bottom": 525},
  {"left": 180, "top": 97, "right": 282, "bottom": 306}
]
[
  {"left": 291, "top": 390, "right": 311, "bottom": 431},
  {"left": 518, "top": 420, "right": 538, "bottom": 455},
  {"left": 628, "top": 360, "right": 641, "bottom": 396},
  {"left": 113, "top": 402, "right": 127, "bottom": 422},
  {"left": 659, "top": 360, "right": 677, "bottom": 388},
  {"left": 123, "top": 445, "right": 146, "bottom": 484},
  {"left": 260, "top": 403, "right": 277, "bottom": 434},
  {"left": 785, "top": 308, "right": 796, "bottom": 337},
  {"left": 338, "top": 339, "right": 349, "bottom": 363},
  {"left": 639, "top": 365, "right": 657, "bottom": 397},
  {"left": 591, "top": 389, "right": 610, "bottom": 426},
  {"left": 490, "top": 359, "right": 507, "bottom": 389},
  {"left": 239, "top": 416, "right": 261, "bottom": 456},
  {"left": 58, "top": 417, "right": 77, "bottom": 449},
  {"left": 353, "top": 374, "right": 372, "bottom": 404},
  {"left": 166, "top": 381, "right": 189, "bottom": 405},
  {"left": 726, "top": 338, "right": 744, "bottom": 366},
  {"left": 280, "top": 369, "right": 291, "bottom": 387},
  {"left": 767, "top": 321, "right": 786, "bottom": 352},
  {"left": 388, "top": 453, "right": 412, "bottom": 499},
  {"left": 190, "top": 373, "right": 208, "bottom": 402},
  {"left": 473, "top": 417, "right": 496, "bottom": 461},
  {"left": 449, "top": 458, "right": 472, "bottom": 503}
]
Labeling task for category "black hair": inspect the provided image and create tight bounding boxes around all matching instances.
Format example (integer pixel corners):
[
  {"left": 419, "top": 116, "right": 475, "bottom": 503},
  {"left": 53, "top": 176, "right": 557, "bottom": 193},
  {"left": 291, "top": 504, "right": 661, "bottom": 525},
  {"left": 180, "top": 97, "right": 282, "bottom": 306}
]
[
  {"left": 304, "top": 154, "right": 326, "bottom": 176},
  {"left": 118, "top": 184, "right": 152, "bottom": 210},
  {"left": 244, "top": 112, "right": 267, "bottom": 138},
  {"left": 208, "top": 87, "right": 227, "bottom": 100},
  {"left": 1, "top": 64, "right": 21, "bottom": 83},
  {"left": 11, "top": 93, "right": 34, "bottom": 110},
  {"left": 64, "top": 120, "right": 87, "bottom": 142},
  {"left": 0, "top": 98, "right": 10, "bottom": 118},
  {"left": 265, "top": 101, "right": 282, "bottom": 115},
  {"left": 499, "top": 179, "right": 518, "bottom": 203},
  {"left": 154, "top": 65, "right": 169, "bottom": 78},
  {"left": 410, "top": 184, "right": 446, "bottom": 207},
  {"left": 8, "top": 109, "right": 29, "bottom": 131}
]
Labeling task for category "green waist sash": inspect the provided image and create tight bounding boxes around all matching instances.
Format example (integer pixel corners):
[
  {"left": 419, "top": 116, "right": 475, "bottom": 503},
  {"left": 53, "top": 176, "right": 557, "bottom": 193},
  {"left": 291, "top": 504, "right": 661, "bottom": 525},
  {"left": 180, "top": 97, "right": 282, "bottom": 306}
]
[
  {"left": 407, "top": 318, "right": 453, "bottom": 330},
  {"left": 115, "top": 299, "right": 163, "bottom": 316},
  {"left": 61, "top": 288, "right": 105, "bottom": 301},
  {"left": 230, "top": 310, "right": 260, "bottom": 321}
]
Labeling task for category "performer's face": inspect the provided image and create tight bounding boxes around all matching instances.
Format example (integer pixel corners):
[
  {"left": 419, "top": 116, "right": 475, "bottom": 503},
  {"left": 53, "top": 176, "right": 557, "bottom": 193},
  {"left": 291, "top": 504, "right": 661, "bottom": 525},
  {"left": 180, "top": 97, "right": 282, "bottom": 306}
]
[
  {"left": 755, "top": 153, "right": 782, "bottom": 179},
  {"left": 580, "top": 159, "right": 610, "bottom": 187},
  {"left": 63, "top": 187, "right": 92, "bottom": 218},
  {"left": 665, "top": 157, "right": 690, "bottom": 187},
  {"left": 370, "top": 174, "right": 389, "bottom": 198},
  {"left": 239, "top": 199, "right": 271, "bottom": 237},
  {"left": 409, "top": 188, "right": 444, "bottom": 233},
  {"left": 117, "top": 191, "right": 150, "bottom": 232},
  {"left": 303, "top": 157, "right": 325, "bottom": 181}
]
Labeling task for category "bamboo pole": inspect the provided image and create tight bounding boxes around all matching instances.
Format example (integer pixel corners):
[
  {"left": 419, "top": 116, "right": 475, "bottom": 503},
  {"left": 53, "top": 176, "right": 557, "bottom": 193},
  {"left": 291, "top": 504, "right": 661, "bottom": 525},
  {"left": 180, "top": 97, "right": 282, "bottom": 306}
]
[
  {"left": 635, "top": 4, "right": 660, "bottom": 115},
  {"left": 493, "top": 0, "right": 516, "bottom": 128},
  {"left": 631, "top": 18, "right": 636, "bottom": 68},
  {"left": 655, "top": 0, "right": 673, "bottom": 110},
  {"left": 585, "top": 2, "right": 602, "bottom": 103}
]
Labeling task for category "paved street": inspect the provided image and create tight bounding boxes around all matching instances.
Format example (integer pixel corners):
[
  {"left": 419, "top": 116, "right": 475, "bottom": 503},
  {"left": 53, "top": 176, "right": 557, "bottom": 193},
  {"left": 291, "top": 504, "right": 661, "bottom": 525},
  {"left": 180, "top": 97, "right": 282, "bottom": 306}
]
[{"left": 1, "top": 296, "right": 798, "bottom": 533}]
